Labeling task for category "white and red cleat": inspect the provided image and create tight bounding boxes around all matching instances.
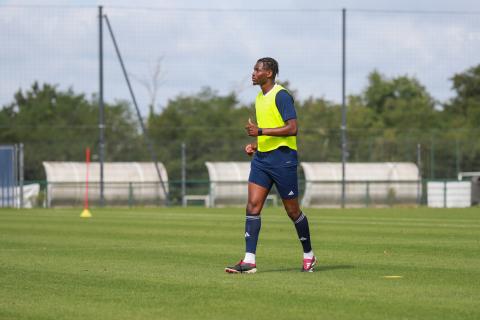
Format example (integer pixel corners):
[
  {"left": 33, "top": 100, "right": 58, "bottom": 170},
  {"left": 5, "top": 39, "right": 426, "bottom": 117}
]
[{"left": 302, "top": 256, "right": 317, "bottom": 272}]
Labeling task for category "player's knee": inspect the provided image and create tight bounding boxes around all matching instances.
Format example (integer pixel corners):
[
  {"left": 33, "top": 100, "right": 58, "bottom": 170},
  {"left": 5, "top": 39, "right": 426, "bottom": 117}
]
[
  {"left": 284, "top": 205, "right": 301, "bottom": 220},
  {"left": 246, "top": 200, "right": 262, "bottom": 214}
]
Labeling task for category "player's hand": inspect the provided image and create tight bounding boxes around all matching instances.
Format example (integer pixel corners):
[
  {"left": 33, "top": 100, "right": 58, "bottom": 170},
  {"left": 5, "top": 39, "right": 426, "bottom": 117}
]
[
  {"left": 245, "top": 118, "right": 258, "bottom": 136},
  {"left": 244, "top": 143, "right": 257, "bottom": 156}
]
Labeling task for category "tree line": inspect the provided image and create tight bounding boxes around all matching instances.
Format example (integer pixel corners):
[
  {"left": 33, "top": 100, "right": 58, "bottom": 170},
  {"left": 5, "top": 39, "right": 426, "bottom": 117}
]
[{"left": 1, "top": 65, "right": 479, "bottom": 182}]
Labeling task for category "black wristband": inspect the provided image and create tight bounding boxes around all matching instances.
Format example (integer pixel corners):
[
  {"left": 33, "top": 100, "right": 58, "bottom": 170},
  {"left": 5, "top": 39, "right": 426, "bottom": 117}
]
[{"left": 258, "top": 128, "right": 263, "bottom": 136}]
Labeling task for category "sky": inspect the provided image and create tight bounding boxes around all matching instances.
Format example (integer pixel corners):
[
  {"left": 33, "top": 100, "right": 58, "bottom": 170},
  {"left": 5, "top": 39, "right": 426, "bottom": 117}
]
[{"left": 1, "top": 0, "right": 479, "bottom": 114}]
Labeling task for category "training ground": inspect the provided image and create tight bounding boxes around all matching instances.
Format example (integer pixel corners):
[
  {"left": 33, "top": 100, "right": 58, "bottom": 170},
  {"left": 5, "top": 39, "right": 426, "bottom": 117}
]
[{"left": 0, "top": 207, "right": 479, "bottom": 319}]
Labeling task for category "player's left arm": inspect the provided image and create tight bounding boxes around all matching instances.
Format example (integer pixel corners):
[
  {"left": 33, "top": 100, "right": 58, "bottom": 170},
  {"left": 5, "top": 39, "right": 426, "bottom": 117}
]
[{"left": 258, "top": 119, "right": 297, "bottom": 136}]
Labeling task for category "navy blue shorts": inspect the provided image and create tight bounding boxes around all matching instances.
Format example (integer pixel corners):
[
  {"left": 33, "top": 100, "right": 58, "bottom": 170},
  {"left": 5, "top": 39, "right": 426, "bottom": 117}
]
[{"left": 248, "top": 161, "right": 299, "bottom": 200}]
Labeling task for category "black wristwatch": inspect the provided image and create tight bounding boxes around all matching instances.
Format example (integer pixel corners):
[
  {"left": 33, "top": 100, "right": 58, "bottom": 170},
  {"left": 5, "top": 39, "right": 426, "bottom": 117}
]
[{"left": 258, "top": 128, "right": 263, "bottom": 136}]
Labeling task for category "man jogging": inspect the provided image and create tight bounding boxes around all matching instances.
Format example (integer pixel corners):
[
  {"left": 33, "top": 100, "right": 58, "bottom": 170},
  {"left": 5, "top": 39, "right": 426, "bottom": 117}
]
[{"left": 225, "top": 57, "right": 316, "bottom": 274}]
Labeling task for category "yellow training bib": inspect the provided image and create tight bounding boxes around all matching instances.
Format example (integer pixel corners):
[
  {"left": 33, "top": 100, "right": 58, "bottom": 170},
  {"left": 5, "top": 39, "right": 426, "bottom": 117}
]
[{"left": 255, "top": 84, "right": 297, "bottom": 152}]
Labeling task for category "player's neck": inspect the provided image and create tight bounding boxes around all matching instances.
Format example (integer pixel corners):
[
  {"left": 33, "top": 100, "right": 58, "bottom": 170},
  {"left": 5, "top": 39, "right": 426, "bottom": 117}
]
[{"left": 261, "top": 81, "right": 275, "bottom": 95}]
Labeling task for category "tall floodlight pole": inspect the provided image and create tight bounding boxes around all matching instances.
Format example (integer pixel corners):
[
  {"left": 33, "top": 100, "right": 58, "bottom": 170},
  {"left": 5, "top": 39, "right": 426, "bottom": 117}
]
[
  {"left": 19, "top": 143, "right": 24, "bottom": 209},
  {"left": 341, "top": 8, "right": 347, "bottom": 208},
  {"left": 417, "top": 143, "right": 422, "bottom": 205},
  {"left": 103, "top": 14, "right": 169, "bottom": 203},
  {"left": 99, "top": 5, "right": 105, "bottom": 206},
  {"left": 181, "top": 143, "right": 186, "bottom": 207}
]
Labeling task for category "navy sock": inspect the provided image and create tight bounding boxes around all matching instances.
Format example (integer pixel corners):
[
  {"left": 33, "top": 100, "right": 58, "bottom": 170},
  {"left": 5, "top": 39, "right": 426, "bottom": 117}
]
[
  {"left": 245, "top": 212, "right": 261, "bottom": 254},
  {"left": 293, "top": 212, "right": 312, "bottom": 253}
]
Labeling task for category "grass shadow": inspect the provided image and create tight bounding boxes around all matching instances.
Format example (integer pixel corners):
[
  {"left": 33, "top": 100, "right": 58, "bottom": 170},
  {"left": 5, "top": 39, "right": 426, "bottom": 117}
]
[
  {"left": 316, "top": 264, "right": 355, "bottom": 272},
  {"left": 261, "top": 264, "right": 354, "bottom": 273}
]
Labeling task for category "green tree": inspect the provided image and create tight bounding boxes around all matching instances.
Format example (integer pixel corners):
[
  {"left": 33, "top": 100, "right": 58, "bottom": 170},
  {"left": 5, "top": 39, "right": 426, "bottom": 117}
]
[
  {"left": 444, "top": 64, "right": 480, "bottom": 126},
  {"left": 353, "top": 71, "right": 441, "bottom": 168},
  {"left": 363, "top": 71, "right": 438, "bottom": 129},
  {"left": 148, "top": 87, "right": 252, "bottom": 183},
  {"left": 0, "top": 82, "right": 142, "bottom": 180},
  {"left": 441, "top": 64, "right": 480, "bottom": 176},
  {"left": 296, "top": 97, "right": 342, "bottom": 162}
]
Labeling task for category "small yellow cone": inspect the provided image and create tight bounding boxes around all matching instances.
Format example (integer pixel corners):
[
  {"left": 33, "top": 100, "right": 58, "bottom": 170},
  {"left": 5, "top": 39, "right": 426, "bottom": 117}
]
[{"left": 80, "top": 209, "right": 92, "bottom": 218}]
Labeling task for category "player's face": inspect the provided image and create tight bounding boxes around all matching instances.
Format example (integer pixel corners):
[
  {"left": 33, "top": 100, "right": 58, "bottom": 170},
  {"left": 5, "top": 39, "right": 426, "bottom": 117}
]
[{"left": 252, "top": 62, "right": 271, "bottom": 86}]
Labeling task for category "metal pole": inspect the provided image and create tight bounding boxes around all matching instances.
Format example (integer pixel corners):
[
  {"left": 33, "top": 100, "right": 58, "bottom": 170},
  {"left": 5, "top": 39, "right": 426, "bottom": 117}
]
[
  {"left": 103, "top": 14, "right": 169, "bottom": 203},
  {"left": 365, "top": 182, "right": 370, "bottom": 208},
  {"left": 99, "top": 5, "right": 105, "bottom": 207},
  {"left": 443, "top": 180, "right": 447, "bottom": 208},
  {"left": 19, "top": 143, "right": 24, "bottom": 209},
  {"left": 417, "top": 143, "right": 422, "bottom": 205},
  {"left": 1, "top": 158, "right": 3, "bottom": 207},
  {"left": 128, "top": 182, "right": 133, "bottom": 208},
  {"left": 430, "top": 135, "right": 435, "bottom": 179},
  {"left": 455, "top": 137, "right": 460, "bottom": 177},
  {"left": 181, "top": 142, "right": 186, "bottom": 207},
  {"left": 341, "top": 8, "right": 347, "bottom": 208},
  {"left": 12, "top": 145, "right": 17, "bottom": 208}
]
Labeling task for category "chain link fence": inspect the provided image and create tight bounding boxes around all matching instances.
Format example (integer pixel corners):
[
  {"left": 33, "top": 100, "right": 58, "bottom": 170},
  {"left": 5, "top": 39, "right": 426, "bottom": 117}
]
[{"left": 1, "top": 5, "right": 479, "bottom": 207}]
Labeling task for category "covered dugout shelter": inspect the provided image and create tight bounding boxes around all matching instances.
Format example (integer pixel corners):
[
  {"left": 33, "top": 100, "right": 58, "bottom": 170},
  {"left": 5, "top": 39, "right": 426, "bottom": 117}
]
[
  {"left": 43, "top": 162, "right": 168, "bottom": 207},
  {"left": 204, "top": 162, "right": 277, "bottom": 207},
  {"left": 301, "top": 162, "right": 420, "bottom": 207}
]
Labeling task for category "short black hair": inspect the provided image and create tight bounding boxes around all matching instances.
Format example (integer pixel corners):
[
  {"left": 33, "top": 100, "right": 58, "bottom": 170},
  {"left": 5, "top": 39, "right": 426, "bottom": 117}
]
[{"left": 257, "top": 57, "right": 279, "bottom": 79}]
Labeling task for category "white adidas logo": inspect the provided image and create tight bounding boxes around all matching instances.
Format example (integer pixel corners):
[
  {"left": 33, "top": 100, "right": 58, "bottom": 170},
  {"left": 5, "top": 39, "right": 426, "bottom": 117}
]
[
  {"left": 299, "top": 237, "right": 308, "bottom": 241},
  {"left": 288, "top": 191, "right": 295, "bottom": 196},
  {"left": 245, "top": 232, "right": 250, "bottom": 238}
]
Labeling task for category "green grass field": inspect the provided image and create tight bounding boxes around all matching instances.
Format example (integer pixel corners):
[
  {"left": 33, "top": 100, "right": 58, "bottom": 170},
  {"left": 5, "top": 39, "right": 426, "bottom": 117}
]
[{"left": 1, "top": 207, "right": 479, "bottom": 320}]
